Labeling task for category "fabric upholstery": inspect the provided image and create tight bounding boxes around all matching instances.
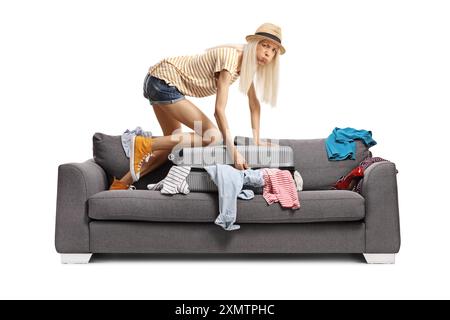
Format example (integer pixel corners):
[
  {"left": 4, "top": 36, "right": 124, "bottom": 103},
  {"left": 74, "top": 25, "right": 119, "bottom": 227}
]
[
  {"left": 88, "top": 189, "right": 365, "bottom": 224},
  {"left": 54, "top": 132, "right": 400, "bottom": 257},
  {"left": 55, "top": 159, "right": 108, "bottom": 253},
  {"left": 362, "top": 161, "right": 401, "bottom": 253},
  {"left": 90, "top": 221, "right": 365, "bottom": 253}
]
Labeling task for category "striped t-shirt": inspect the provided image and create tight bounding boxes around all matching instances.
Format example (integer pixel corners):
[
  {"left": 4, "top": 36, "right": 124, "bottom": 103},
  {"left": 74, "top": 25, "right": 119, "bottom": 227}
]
[
  {"left": 262, "top": 168, "right": 300, "bottom": 210},
  {"left": 148, "top": 47, "right": 241, "bottom": 98}
]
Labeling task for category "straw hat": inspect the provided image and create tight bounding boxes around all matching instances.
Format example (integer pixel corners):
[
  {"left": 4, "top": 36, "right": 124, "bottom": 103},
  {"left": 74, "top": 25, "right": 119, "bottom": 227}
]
[{"left": 246, "top": 23, "right": 286, "bottom": 55}]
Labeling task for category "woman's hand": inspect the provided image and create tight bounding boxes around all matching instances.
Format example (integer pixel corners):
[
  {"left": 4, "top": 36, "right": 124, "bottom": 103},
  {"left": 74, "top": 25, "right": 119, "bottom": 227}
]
[{"left": 234, "top": 150, "right": 250, "bottom": 170}]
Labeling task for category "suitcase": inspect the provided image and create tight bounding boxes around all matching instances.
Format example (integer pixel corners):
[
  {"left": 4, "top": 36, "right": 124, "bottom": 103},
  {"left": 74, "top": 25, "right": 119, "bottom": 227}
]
[{"left": 169, "top": 145, "right": 295, "bottom": 193}]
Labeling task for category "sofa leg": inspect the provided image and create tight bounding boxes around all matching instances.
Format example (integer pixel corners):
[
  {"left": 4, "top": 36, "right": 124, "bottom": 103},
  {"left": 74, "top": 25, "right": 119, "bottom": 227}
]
[
  {"left": 363, "top": 253, "right": 395, "bottom": 264},
  {"left": 61, "top": 254, "right": 93, "bottom": 264}
]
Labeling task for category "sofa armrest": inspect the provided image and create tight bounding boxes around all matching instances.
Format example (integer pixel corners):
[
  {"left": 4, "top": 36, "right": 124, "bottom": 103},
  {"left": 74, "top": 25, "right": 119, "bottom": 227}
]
[
  {"left": 55, "top": 159, "right": 108, "bottom": 253},
  {"left": 362, "top": 161, "right": 401, "bottom": 253}
]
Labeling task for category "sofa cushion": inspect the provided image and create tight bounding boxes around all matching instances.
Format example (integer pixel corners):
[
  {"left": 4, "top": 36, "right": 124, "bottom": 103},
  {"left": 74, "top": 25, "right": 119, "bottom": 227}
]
[
  {"left": 92, "top": 132, "right": 173, "bottom": 189},
  {"left": 88, "top": 190, "right": 365, "bottom": 223},
  {"left": 234, "top": 136, "right": 371, "bottom": 190}
]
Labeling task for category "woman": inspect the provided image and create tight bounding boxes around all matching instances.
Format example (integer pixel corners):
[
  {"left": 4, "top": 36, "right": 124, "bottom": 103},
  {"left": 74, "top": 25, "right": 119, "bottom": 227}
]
[{"left": 110, "top": 23, "right": 286, "bottom": 190}]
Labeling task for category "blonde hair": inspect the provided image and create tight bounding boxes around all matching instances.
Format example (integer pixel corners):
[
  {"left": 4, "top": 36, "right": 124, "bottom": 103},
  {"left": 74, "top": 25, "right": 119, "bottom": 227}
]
[{"left": 206, "top": 41, "right": 280, "bottom": 107}]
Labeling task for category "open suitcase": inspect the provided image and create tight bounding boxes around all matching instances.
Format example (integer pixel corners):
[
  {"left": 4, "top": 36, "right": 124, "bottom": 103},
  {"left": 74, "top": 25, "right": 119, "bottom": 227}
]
[{"left": 168, "top": 145, "right": 295, "bottom": 193}]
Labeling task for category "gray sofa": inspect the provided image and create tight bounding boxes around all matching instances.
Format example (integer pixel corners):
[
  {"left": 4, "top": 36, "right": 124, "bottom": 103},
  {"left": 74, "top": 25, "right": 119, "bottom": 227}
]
[{"left": 54, "top": 134, "right": 401, "bottom": 264}]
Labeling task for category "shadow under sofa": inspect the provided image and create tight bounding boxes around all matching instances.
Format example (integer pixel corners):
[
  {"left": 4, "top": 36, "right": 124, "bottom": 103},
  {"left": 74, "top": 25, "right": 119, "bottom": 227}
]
[{"left": 54, "top": 134, "right": 401, "bottom": 264}]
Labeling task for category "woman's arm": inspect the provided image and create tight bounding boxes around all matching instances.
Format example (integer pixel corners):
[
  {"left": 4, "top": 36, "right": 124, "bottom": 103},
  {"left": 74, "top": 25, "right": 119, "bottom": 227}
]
[
  {"left": 247, "top": 82, "right": 261, "bottom": 145},
  {"left": 214, "top": 70, "right": 248, "bottom": 169},
  {"left": 214, "top": 70, "right": 234, "bottom": 150}
]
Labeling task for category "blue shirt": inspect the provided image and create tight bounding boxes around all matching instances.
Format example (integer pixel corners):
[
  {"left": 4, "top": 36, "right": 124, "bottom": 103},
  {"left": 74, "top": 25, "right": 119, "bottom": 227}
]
[{"left": 325, "top": 127, "right": 377, "bottom": 160}]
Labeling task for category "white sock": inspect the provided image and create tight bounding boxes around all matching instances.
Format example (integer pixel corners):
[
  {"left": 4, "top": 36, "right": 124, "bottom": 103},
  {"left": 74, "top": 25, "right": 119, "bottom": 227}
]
[{"left": 294, "top": 170, "right": 303, "bottom": 191}]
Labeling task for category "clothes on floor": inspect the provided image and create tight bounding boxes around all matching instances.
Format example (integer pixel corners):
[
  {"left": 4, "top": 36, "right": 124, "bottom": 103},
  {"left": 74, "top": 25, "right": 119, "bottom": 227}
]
[
  {"left": 261, "top": 168, "right": 301, "bottom": 210},
  {"left": 325, "top": 127, "right": 377, "bottom": 161},
  {"left": 147, "top": 165, "right": 191, "bottom": 195},
  {"left": 204, "top": 165, "right": 265, "bottom": 231},
  {"left": 121, "top": 126, "right": 152, "bottom": 158},
  {"left": 353, "top": 157, "right": 389, "bottom": 194}
]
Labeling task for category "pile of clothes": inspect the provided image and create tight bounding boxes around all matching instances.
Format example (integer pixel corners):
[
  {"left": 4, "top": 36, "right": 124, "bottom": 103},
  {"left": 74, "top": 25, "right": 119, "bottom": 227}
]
[
  {"left": 326, "top": 127, "right": 391, "bottom": 192},
  {"left": 203, "top": 164, "right": 301, "bottom": 231},
  {"left": 142, "top": 163, "right": 302, "bottom": 231}
]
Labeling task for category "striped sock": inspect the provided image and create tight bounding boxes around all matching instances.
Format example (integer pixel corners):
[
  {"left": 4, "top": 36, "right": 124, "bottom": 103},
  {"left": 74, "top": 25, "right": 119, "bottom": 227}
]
[
  {"left": 147, "top": 180, "right": 164, "bottom": 191},
  {"left": 161, "top": 166, "right": 191, "bottom": 195}
]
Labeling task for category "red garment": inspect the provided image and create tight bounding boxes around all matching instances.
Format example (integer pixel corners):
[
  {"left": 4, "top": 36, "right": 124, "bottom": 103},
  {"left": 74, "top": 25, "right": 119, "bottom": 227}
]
[{"left": 262, "top": 168, "right": 300, "bottom": 210}]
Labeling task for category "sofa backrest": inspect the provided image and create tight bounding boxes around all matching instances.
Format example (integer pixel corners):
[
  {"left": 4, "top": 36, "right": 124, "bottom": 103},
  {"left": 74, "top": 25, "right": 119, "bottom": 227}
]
[
  {"left": 93, "top": 133, "right": 371, "bottom": 191},
  {"left": 92, "top": 133, "right": 173, "bottom": 189},
  {"left": 234, "top": 136, "right": 371, "bottom": 190}
]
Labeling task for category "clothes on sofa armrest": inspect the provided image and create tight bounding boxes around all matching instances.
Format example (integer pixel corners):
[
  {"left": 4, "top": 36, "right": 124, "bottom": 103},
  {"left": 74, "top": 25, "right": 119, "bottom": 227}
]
[
  {"left": 261, "top": 168, "right": 301, "bottom": 210},
  {"left": 147, "top": 165, "right": 191, "bottom": 195},
  {"left": 121, "top": 126, "right": 153, "bottom": 158},
  {"left": 353, "top": 157, "right": 389, "bottom": 194},
  {"left": 325, "top": 127, "right": 377, "bottom": 161}
]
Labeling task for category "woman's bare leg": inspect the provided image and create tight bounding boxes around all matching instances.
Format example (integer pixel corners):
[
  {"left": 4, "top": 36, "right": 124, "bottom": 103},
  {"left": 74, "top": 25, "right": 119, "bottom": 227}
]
[
  {"left": 118, "top": 100, "right": 220, "bottom": 185},
  {"left": 162, "top": 99, "right": 223, "bottom": 145},
  {"left": 119, "top": 132, "right": 202, "bottom": 185}
]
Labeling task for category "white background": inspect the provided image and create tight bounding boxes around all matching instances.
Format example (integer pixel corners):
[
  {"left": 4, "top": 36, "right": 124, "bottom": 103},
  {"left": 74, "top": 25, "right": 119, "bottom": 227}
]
[{"left": 1, "top": 0, "right": 449, "bottom": 299}]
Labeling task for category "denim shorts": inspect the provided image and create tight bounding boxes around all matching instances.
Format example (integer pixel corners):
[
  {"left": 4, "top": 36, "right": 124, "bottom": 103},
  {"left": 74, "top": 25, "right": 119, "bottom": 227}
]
[{"left": 143, "top": 73, "right": 185, "bottom": 106}]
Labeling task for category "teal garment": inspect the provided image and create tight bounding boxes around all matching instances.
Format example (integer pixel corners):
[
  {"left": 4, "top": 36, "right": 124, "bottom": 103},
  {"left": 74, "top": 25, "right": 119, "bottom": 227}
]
[{"left": 325, "top": 127, "right": 377, "bottom": 161}]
